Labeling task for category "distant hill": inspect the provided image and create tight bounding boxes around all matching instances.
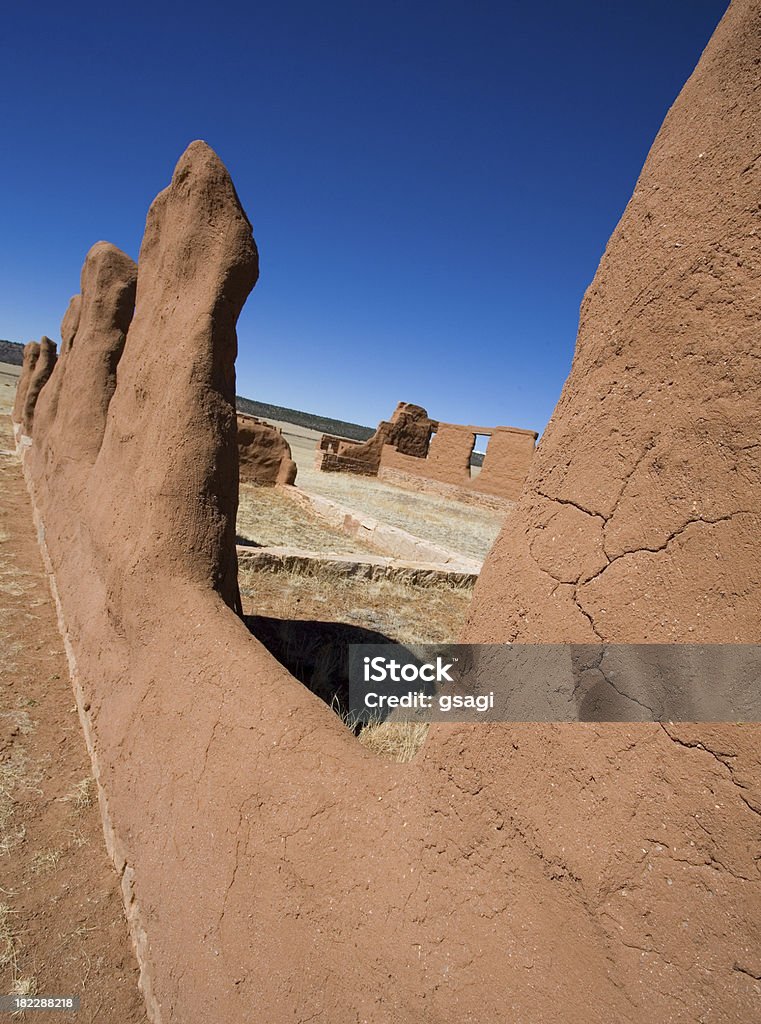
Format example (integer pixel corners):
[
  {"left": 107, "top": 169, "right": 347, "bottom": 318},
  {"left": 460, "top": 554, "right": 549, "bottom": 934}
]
[
  {"left": 0, "top": 340, "right": 24, "bottom": 365},
  {"left": 236, "top": 396, "right": 374, "bottom": 442}
]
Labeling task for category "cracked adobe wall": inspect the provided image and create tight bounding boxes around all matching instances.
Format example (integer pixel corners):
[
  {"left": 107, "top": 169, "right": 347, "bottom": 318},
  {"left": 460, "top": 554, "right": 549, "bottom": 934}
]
[
  {"left": 449, "top": 0, "right": 761, "bottom": 1014},
  {"left": 467, "top": 0, "right": 761, "bottom": 644},
  {"left": 18, "top": 9, "right": 761, "bottom": 1017}
]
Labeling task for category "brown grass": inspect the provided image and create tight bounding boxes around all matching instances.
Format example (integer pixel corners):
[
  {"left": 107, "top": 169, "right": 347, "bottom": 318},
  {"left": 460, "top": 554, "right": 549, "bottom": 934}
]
[
  {"left": 240, "top": 561, "right": 471, "bottom": 645},
  {"left": 357, "top": 720, "right": 429, "bottom": 762},
  {"left": 296, "top": 465, "right": 506, "bottom": 560},
  {"left": 237, "top": 483, "right": 377, "bottom": 555}
]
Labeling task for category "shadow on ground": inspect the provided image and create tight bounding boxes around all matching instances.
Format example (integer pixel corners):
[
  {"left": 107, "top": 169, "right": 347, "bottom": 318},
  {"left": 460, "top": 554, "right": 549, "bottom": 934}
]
[{"left": 243, "top": 614, "right": 397, "bottom": 722}]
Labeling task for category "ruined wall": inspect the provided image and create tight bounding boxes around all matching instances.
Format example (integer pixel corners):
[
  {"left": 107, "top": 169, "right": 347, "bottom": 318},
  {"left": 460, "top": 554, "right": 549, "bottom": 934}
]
[
  {"left": 237, "top": 413, "right": 297, "bottom": 485},
  {"left": 11, "top": 341, "right": 40, "bottom": 426},
  {"left": 15, "top": 10, "right": 761, "bottom": 1017},
  {"left": 317, "top": 401, "right": 437, "bottom": 475},
  {"left": 19, "top": 337, "right": 56, "bottom": 436},
  {"left": 31, "top": 295, "right": 82, "bottom": 446},
  {"left": 380, "top": 422, "right": 537, "bottom": 501},
  {"left": 32, "top": 245, "right": 137, "bottom": 480},
  {"left": 319, "top": 403, "right": 537, "bottom": 501},
  {"left": 475, "top": 426, "right": 537, "bottom": 499}
]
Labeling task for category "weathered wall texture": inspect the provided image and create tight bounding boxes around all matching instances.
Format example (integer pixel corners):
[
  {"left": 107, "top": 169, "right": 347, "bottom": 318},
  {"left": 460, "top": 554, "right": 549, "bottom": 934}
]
[
  {"left": 317, "top": 401, "right": 437, "bottom": 475},
  {"left": 12, "top": 340, "right": 40, "bottom": 426},
  {"left": 318, "top": 402, "right": 537, "bottom": 501},
  {"left": 13, "top": 7, "right": 761, "bottom": 1018},
  {"left": 20, "top": 336, "right": 57, "bottom": 436},
  {"left": 237, "top": 413, "right": 297, "bottom": 485},
  {"left": 380, "top": 422, "right": 537, "bottom": 501}
]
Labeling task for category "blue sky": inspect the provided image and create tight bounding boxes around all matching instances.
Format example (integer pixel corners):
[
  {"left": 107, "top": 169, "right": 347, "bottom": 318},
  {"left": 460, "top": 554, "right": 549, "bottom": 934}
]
[{"left": 1, "top": 0, "right": 727, "bottom": 433}]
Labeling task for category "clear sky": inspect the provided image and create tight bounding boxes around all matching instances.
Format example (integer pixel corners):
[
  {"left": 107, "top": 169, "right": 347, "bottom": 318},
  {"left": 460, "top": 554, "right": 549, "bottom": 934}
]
[{"left": 1, "top": 0, "right": 728, "bottom": 433}]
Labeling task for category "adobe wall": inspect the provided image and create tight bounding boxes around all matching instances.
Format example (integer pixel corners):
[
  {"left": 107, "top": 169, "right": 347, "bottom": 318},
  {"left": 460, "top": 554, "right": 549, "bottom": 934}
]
[
  {"left": 237, "top": 412, "right": 297, "bottom": 485},
  {"left": 13, "top": 10, "right": 761, "bottom": 1016},
  {"left": 380, "top": 422, "right": 537, "bottom": 501},
  {"left": 316, "top": 402, "right": 437, "bottom": 475}
]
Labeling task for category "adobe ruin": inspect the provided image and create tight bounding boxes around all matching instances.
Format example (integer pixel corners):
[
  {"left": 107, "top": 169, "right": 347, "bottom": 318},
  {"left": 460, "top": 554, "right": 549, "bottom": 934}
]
[
  {"left": 317, "top": 400, "right": 436, "bottom": 475},
  {"left": 317, "top": 401, "right": 537, "bottom": 502},
  {"left": 11, "top": 5, "right": 761, "bottom": 1015},
  {"left": 11, "top": 340, "right": 40, "bottom": 426},
  {"left": 237, "top": 412, "right": 297, "bottom": 485}
]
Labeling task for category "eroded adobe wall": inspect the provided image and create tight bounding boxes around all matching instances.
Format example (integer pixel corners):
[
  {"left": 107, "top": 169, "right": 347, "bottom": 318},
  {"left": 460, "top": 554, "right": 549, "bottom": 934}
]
[
  {"left": 11, "top": 341, "right": 40, "bottom": 427},
  {"left": 16, "top": 7, "right": 761, "bottom": 1016},
  {"left": 31, "top": 295, "right": 82, "bottom": 446},
  {"left": 472, "top": 427, "right": 537, "bottom": 500},
  {"left": 317, "top": 401, "right": 436, "bottom": 475},
  {"left": 380, "top": 422, "right": 537, "bottom": 500},
  {"left": 237, "top": 413, "right": 297, "bottom": 485},
  {"left": 31, "top": 245, "right": 137, "bottom": 484},
  {"left": 20, "top": 337, "right": 56, "bottom": 436}
]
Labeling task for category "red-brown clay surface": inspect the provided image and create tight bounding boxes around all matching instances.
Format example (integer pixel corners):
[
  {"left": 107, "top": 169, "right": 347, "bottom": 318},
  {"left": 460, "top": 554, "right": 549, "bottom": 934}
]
[
  {"left": 12, "top": 341, "right": 40, "bottom": 429},
  {"left": 12, "top": 6, "right": 761, "bottom": 1018},
  {"left": 33, "top": 244, "right": 136, "bottom": 469},
  {"left": 381, "top": 421, "right": 537, "bottom": 501},
  {"left": 21, "top": 337, "right": 56, "bottom": 437},
  {"left": 318, "top": 401, "right": 437, "bottom": 475},
  {"left": 237, "top": 413, "right": 297, "bottom": 485},
  {"left": 0, "top": 413, "right": 146, "bottom": 1021}
]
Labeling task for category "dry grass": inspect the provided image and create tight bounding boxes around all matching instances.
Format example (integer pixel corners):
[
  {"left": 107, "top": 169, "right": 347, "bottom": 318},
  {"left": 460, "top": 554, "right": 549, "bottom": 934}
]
[
  {"left": 357, "top": 720, "right": 429, "bottom": 762},
  {"left": 0, "top": 904, "right": 36, "bottom": 1012},
  {"left": 11, "top": 974, "right": 37, "bottom": 998},
  {"left": 0, "top": 747, "right": 30, "bottom": 858},
  {"left": 0, "top": 903, "right": 18, "bottom": 974},
  {"left": 237, "top": 483, "right": 376, "bottom": 556},
  {"left": 241, "top": 561, "right": 467, "bottom": 763},
  {"left": 62, "top": 777, "right": 94, "bottom": 812},
  {"left": 31, "top": 848, "right": 62, "bottom": 875},
  {"left": 10, "top": 975, "right": 39, "bottom": 1020},
  {"left": 297, "top": 465, "right": 506, "bottom": 559},
  {"left": 240, "top": 561, "right": 471, "bottom": 645}
]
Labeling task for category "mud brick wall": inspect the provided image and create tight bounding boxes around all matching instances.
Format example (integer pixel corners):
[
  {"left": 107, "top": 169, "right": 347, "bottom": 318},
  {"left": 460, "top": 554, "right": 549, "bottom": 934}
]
[
  {"left": 12, "top": 8, "right": 761, "bottom": 1017},
  {"left": 381, "top": 423, "right": 537, "bottom": 501}
]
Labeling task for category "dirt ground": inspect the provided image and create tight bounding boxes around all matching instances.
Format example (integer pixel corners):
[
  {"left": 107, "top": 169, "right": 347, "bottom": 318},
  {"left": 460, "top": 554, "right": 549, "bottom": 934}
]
[{"left": 0, "top": 388, "right": 146, "bottom": 1021}]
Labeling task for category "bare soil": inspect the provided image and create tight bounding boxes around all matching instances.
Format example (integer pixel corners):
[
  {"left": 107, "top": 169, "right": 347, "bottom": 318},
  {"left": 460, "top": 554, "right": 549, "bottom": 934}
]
[{"left": 0, "top": 404, "right": 145, "bottom": 1021}]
